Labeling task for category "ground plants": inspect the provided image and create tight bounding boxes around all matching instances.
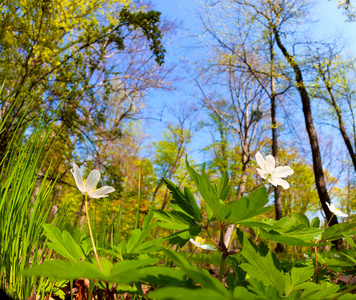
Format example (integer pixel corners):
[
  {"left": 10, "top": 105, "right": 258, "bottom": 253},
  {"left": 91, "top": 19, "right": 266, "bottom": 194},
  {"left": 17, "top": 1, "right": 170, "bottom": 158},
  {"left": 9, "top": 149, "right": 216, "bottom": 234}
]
[
  {"left": 0, "top": 96, "right": 355, "bottom": 299},
  {"left": 22, "top": 158, "right": 356, "bottom": 299}
]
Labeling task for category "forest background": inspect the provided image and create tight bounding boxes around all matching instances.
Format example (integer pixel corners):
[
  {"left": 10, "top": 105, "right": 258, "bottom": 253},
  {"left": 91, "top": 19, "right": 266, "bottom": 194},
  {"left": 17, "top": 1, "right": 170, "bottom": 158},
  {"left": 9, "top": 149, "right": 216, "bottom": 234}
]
[{"left": 1, "top": 0, "right": 356, "bottom": 241}]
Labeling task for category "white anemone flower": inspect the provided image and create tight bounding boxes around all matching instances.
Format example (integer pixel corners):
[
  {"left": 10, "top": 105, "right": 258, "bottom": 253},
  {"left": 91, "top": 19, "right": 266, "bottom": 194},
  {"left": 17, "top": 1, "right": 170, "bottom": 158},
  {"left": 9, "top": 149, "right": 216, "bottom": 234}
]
[
  {"left": 189, "top": 237, "right": 216, "bottom": 251},
  {"left": 71, "top": 163, "right": 115, "bottom": 198},
  {"left": 326, "top": 202, "right": 348, "bottom": 218},
  {"left": 255, "top": 151, "right": 294, "bottom": 189}
]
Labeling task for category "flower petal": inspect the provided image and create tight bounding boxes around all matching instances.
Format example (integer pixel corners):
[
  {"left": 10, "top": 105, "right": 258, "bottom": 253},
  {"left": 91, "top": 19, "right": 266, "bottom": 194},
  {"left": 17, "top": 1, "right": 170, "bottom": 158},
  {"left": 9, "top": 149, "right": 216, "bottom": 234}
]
[
  {"left": 71, "top": 163, "right": 85, "bottom": 193},
  {"left": 274, "top": 166, "right": 294, "bottom": 178},
  {"left": 265, "top": 155, "right": 276, "bottom": 174},
  {"left": 88, "top": 191, "right": 106, "bottom": 198},
  {"left": 257, "top": 168, "right": 268, "bottom": 179},
  {"left": 255, "top": 152, "right": 265, "bottom": 170},
  {"left": 90, "top": 186, "right": 115, "bottom": 198},
  {"left": 269, "top": 177, "right": 290, "bottom": 189},
  {"left": 85, "top": 170, "right": 100, "bottom": 193},
  {"left": 189, "top": 238, "right": 215, "bottom": 250},
  {"left": 335, "top": 210, "right": 348, "bottom": 218},
  {"left": 189, "top": 238, "right": 200, "bottom": 248},
  {"left": 327, "top": 202, "right": 348, "bottom": 217},
  {"left": 200, "top": 244, "right": 216, "bottom": 251}
]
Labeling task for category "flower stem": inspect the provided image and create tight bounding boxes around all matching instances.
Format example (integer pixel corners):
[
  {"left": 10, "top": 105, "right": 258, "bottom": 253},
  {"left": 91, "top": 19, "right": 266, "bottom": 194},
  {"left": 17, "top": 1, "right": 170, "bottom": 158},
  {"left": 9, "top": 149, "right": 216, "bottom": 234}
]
[
  {"left": 187, "top": 247, "right": 197, "bottom": 262},
  {"left": 85, "top": 194, "right": 102, "bottom": 272},
  {"left": 326, "top": 213, "right": 335, "bottom": 227}
]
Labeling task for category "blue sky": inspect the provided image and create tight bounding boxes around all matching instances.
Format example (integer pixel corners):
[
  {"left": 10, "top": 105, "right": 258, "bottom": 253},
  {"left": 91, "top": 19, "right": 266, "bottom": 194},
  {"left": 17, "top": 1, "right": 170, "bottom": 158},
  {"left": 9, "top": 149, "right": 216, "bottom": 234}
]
[{"left": 142, "top": 0, "right": 356, "bottom": 164}]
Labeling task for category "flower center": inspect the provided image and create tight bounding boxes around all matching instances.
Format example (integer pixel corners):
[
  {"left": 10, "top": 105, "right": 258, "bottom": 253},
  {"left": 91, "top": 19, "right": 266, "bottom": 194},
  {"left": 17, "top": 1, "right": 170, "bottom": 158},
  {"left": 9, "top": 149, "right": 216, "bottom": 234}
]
[{"left": 195, "top": 236, "right": 205, "bottom": 244}]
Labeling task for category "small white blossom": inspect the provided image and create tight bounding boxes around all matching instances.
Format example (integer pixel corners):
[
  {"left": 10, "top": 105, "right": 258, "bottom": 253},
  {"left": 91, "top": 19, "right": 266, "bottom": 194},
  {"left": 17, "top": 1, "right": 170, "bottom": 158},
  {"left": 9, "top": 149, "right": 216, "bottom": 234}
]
[
  {"left": 71, "top": 163, "right": 115, "bottom": 198},
  {"left": 255, "top": 152, "right": 294, "bottom": 189},
  {"left": 326, "top": 202, "right": 348, "bottom": 218},
  {"left": 189, "top": 237, "right": 216, "bottom": 251}
]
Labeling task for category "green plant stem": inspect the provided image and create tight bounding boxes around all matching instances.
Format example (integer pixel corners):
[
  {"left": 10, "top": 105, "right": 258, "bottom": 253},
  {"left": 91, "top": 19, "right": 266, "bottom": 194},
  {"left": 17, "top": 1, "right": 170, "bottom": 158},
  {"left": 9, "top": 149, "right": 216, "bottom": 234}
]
[
  {"left": 326, "top": 212, "right": 335, "bottom": 227},
  {"left": 85, "top": 194, "right": 102, "bottom": 272},
  {"left": 219, "top": 227, "right": 227, "bottom": 282},
  {"left": 219, "top": 254, "right": 227, "bottom": 282},
  {"left": 314, "top": 246, "right": 319, "bottom": 284},
  {"left": 187, "top": 247, "right": 198, "bottom": 262},
  {"left": 135, "top": 171, "right": 142, "bottom": 230}
]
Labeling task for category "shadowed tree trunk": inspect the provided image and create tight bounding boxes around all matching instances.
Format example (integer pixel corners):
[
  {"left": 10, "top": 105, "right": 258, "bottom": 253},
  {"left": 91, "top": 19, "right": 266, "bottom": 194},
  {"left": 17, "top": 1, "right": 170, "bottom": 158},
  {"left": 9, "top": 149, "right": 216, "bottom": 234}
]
[{"left": 272, "top": 25, "right": 342, "bottom": 249}]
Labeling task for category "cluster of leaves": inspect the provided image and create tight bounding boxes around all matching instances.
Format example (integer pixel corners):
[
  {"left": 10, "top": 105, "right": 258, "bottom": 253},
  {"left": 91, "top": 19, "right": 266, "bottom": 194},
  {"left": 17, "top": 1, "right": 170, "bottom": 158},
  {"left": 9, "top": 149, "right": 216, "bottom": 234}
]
[{"left": 20, "top": 160, "right": 356, "bottom": 299}]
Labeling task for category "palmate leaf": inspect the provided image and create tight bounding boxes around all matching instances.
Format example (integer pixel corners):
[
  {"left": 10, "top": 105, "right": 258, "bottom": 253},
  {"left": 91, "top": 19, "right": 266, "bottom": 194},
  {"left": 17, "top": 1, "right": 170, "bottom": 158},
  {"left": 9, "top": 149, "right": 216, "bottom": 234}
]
[
  {"left": 216, "top": 171, "right": 231, "bottom": 202},
  {"left": 259, "top": 229, "right": 326, "bottom": 247},
  {"left": 154, "top": 209, "right": 200, "bottom": 231},
  {"left": 126, "top": 206, "right": 160, "bottom": 254},
  {"left": 297, "top": 282, "right": 340, "bottom": 299},
  {"left": 137, "top": 267, "right": 187, "bottom": 287},
  {"left": 148, "top": 287, "right": 231, "bottom": 300},
  {"left": 186, "top": 159, "right": 229, "bottom": 222},
  {"left": 284, "top": 265, "right": 314, "bottom": 296},
  {"left": 165, "top": 227, "right": 202, "bottom": 247},
  {"left": 186, "top": 159, "right": 269, "bottom": 223},
  {"left": 43, "top": 224, "right": 85, "bottom": 261},
  {"left": 243, "top": 217, "right": 327, "bottom": 247},
  {"left": 23, "top": 257, "right": 158, "bottom": 283},
  {"left": 321, "top": 223, "right": 356, "bottom": 242},
  {"left": 161, "top": 247, "right": 232, "bottom": 299},
  {"left": 164, "top": 178, "right": 202, "bottom": 222},
  {"left": 240, "top": 234, "right": 285, "bottom": 297},
  {"left": 247, "top": 278, "right": 281, "bottom": 300},
  {"left": 226, "top": 188, "right": 270, "bottom": 224}
]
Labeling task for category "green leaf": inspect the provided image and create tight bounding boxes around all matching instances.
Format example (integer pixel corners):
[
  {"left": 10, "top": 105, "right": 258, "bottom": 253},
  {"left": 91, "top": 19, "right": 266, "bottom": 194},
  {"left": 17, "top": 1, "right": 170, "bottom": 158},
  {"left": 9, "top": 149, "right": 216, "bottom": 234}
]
[
  {"left": 154, "top": 210, "right": 194, "bottom": 230},
  {"left": 311, "top": 217, "right": 320, "bottom": 228},
  {"left": 321, "top": 223, "right": 356, "bottom": 241},
  {"left": 43, "top": 224, "right": 85, "bottom": 262},
  {"left": 142, "top": 204, "right": 155, "bottom": 230},
  {"left": 22, "top": 260, "right": 102, "bottom": 280},
  {"left": 161, "top": 247, "right": 232, "bottom": 298},
  {"left": 216, "top": 171, "right": 230, "bottom": 201},
  {"left": 186, "top": 159, "right": 229, "bottom": 222},
  {"left": 126, "top": 229, "right": 142, "bottom": 253},
  {"left": 339, "top": 252, "right": 356, "bottom": 265},
  {"left": 292, "top": 213, "right": 310, "bottom": 227},
  {"left": 163, "top": 178, "right": 202, "bottom": 222},
  {"left": 299, "top": 282, "right": 339, "bottom": 299},
  {"left": 137, "top": 267, "right": 187, "bottom": 286},
  {"left": 23, "top": 258, "right": 158, "bottom": 283},
  {"left": 226, "top": 188, "right": 270, "bottom": 224},
  {"left": 257, "top": 217, "right": 325, "bottom": 247},
  {"left": 342, "top": 233, "right": 356, "bottom": 249},
  {"left": 233, "top": 286, "right": 264, "bottom": 300},
  {"left": 247, "top": 278, "right": 282, "bottom": 300},
  {"left": 166, "top": 227, "right": 202, "bottom": 247},
  {"left": 284, "top": 266, "right": 314, "bottom": 296},
  {"left": 240, "top": 234, "right": 285, "bottom": 297},
  {"left": 149, "top": 287, "right": 230, "bottom": 300}
]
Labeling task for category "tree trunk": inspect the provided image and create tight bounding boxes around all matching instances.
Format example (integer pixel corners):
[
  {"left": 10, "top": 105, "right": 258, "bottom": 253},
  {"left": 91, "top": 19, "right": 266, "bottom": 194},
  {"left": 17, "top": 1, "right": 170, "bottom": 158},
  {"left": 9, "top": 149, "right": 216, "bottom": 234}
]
[
  {"left": 318, "top": 66, "right": 356, "bottom": 172},
  {"left": 224, "top": 151, "right": 248, "bottom": 249},
  {"left": 272, "top": 25, "right": 342, "bottom": 249},
  {"left": 270, "top": 32, "right": 284, "bottom": 252}
]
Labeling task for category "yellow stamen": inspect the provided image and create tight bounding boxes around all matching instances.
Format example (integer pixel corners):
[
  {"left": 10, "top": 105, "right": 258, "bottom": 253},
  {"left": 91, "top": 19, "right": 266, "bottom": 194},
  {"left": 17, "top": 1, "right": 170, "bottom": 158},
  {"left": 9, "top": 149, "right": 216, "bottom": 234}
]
[{"left": 195, "top": 236, "right": 206, "bottom": 244}]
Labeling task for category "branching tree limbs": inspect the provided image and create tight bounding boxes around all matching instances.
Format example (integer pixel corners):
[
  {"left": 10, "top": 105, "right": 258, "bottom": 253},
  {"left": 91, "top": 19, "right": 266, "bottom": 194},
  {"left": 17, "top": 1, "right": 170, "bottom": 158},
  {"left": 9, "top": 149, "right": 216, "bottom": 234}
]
[
  {"left": 310, "top": 48, "right": 356, "bottom": 173},
  {"left": 271, "top": 23, "right": 339, "bottom": 229},
  {"left": 0, "top": 1, "right": 167, "bottom": 160}
]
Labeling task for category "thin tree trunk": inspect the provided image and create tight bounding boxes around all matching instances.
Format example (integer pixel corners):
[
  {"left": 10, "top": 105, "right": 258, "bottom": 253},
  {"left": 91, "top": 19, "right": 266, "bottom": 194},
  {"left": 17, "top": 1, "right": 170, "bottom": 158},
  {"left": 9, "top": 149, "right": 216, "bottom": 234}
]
[
  {"left": 224, "top": 151, "right": 248, "bottom": 249},
  {"left": 272, "top": 25, "right": 342, "bottom": 249},
  {"left": 269, "top": 31, "right": 284, "bottom": 252},
  {"left": 318, "top": 66, "right": 356, "bottom": 172}
]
